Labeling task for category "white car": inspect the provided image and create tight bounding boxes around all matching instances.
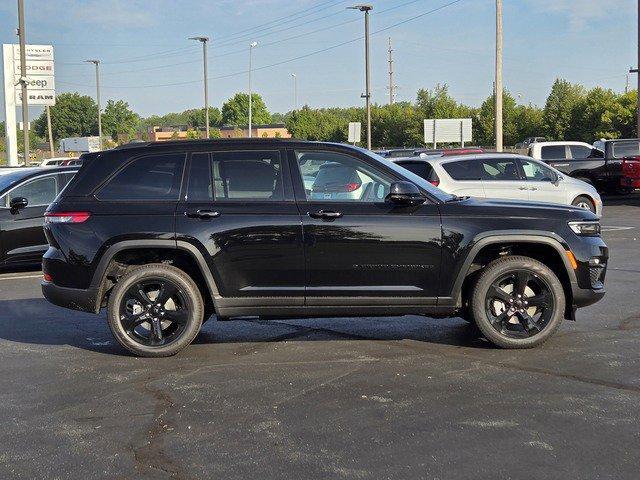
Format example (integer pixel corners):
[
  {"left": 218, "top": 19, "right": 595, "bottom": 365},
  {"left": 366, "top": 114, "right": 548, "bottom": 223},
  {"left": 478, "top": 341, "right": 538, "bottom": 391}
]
[
  {"left": 527, "top": 141, "right": 603, "bottom": 162},
  {"left": 392, "top": 154, "right": 603, "bottom": 216},
  {"left": 40, "top": 157, "right": 80, "bottom": 167}
]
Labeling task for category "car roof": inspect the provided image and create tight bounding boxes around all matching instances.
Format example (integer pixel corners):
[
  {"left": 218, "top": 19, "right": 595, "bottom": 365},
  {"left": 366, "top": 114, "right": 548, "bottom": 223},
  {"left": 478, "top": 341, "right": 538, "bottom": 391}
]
[
  {"left": 531, "top": 141, "right": 591, "bottom": 147},
  {"left": 396, "top": 153, "right": 529, "bottom": 164}
]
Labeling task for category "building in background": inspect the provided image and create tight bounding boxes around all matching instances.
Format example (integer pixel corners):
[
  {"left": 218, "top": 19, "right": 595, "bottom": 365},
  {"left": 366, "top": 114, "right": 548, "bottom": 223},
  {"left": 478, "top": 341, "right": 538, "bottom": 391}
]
[{"left": 219, "top": 123, "right": 291, "bottom": 139}]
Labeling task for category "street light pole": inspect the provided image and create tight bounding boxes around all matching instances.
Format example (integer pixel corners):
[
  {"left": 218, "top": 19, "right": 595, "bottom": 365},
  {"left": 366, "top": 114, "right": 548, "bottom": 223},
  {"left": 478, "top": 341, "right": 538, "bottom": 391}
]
[
  {"left": 85, "top": 59, "right": 102, "bottom": 150},
  {"left": 291, "top": 73, "right": 297, "bottom": 111},
  {"left": 495, "top": 0, "right": 503, "bottom": 152},
  {"left": 189, "top": 36, "right": 210, "bottom": 138},
  {"left": 349, "top": 4, "right": 373, "bottom": 150},
  {"left": 17, "top": 0, "right": 29, "bottom": 164},
  {"left": 248, "top": 42, "right": 257, "bottom": 138}
]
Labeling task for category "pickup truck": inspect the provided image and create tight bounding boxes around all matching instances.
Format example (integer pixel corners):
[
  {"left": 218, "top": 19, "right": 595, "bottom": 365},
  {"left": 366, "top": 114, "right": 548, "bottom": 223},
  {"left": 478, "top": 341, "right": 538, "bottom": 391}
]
[{"left": 529, "top": 139, "right": 640, "bottom": 193}]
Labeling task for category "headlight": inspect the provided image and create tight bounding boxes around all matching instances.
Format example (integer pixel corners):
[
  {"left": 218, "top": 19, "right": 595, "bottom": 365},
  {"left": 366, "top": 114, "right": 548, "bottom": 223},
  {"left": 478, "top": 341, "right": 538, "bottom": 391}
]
[{"left": 568, "top": 221, "right": 601, "bottom": 236}]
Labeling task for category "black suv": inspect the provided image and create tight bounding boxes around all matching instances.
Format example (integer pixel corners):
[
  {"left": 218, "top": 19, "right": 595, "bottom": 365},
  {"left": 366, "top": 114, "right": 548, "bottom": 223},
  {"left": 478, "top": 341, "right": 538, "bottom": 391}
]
[{"left": 42, "top": 140, "right": 607, "bottom": 357}]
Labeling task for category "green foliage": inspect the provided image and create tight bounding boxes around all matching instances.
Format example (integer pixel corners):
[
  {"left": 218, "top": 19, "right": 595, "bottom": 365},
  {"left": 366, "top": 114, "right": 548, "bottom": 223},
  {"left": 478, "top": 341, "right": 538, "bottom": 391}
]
[
  {"left": 102, "top": 99, "right": 140, "bottom": 141},
  {"left": 209, "top": 128, "right": 222, "bottom": 139},
  {"left": 185, "top": 129, "right": 201, "bottom": 139},
  {"left": 543, "top": 79, "right": 586, "bottom": 140},
  {"left": 33, "top": 92, "right": 98, "bottom": 141},
  {"left": 221, "top": 93, "right": 271, "bottom": 126}
]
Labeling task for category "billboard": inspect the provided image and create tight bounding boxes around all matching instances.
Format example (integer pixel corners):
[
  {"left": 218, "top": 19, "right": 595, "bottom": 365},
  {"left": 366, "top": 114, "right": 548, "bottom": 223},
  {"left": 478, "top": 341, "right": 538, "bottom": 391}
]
[{"left": 424, "top": 118, "right": 472, "bottom": 147}]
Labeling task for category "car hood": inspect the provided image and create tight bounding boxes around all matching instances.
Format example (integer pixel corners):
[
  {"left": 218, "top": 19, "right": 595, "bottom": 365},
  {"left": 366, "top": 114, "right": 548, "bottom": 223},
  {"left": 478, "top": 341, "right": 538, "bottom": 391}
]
[{"left": 443, "top": 196, "right": 599, "bottom": 221}]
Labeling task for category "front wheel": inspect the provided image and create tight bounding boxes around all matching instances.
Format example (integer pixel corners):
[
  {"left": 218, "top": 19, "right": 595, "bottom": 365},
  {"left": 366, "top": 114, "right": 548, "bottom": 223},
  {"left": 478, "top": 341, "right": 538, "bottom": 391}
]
[
  {"left": 107, "top": 264, "right": 203, "bottom": 357},
  {"left": 571, "top": 195, "right": 596, "bottom": 213},
  {"left": 470, "top": 256, "right": 565, "bottom": 349}
]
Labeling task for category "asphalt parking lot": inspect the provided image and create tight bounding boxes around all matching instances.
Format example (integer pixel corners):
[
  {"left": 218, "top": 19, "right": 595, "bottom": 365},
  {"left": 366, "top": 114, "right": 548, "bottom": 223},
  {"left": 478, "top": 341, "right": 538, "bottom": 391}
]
[{"left": 1, "top": 196, "right": 639, "bottom": 480}]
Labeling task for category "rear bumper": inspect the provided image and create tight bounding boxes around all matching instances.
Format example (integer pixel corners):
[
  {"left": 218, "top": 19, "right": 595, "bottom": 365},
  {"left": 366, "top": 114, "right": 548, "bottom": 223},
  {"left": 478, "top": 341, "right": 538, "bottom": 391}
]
[{"left": 41, "top": 281, "right": 99, "bottom": 313}]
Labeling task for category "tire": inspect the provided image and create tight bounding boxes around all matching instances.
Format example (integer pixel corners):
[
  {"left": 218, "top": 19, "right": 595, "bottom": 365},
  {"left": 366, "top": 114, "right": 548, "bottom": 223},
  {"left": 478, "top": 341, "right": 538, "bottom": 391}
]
[
  {"left": 571, "top": 195, "right": 596, "bottom": 213},
  {"left": 107, "top": 263, "right": 203, "bottom": 357},
  {"left": 470, "top": 255, "right": 565, "bottom": 349}
]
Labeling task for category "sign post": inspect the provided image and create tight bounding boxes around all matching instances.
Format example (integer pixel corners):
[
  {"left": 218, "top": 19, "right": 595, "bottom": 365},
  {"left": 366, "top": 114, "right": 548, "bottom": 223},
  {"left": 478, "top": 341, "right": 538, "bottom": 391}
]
[{"left": 2, "top": 44, "right": 55, "bottom": 165}]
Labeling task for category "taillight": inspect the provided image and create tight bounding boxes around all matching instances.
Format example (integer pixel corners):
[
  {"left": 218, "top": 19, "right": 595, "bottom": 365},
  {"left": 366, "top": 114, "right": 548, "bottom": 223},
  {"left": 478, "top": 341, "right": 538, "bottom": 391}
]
[
  {"left": 344, "top": 182, "right": 361, "bottom": 192},
  {"left": 622, "top": 157, "right": 640, "bottom": 178},
  {"left": 44, "top": 212, "right": 91, "bottom": 223},
  {"left": 429, "top": 180, "right": 440, "bottom": 187},
  {"left": 43, "top": 273, "right": 52, "bottom": 282}
]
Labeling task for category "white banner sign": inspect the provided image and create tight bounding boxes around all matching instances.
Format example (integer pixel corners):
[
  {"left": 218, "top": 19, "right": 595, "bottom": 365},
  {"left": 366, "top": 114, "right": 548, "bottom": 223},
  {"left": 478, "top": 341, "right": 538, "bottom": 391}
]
[
  {"left": 12, "top": 44, "right": 54, "bottom": 61},
  {"left": 15, "top": 89, "right": 56, "bottom": 105},
  {"left": 348, "top": 122, "right": 362, "bottom": 143},
  {"left": 14, "top": 75, "right": 55, "bottom": 90},
  {"left": 13, "top": 60, "right": 55, "bottom": 75},
  {"left": 424, "top": 118, "right": 473, "bottom": 147}
]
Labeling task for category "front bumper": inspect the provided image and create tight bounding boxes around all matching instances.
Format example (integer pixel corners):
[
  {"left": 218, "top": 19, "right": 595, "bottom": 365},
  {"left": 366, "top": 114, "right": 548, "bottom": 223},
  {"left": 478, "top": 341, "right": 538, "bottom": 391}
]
[{"left": 41, "top": 281, "right": 99, "bottom": 314}]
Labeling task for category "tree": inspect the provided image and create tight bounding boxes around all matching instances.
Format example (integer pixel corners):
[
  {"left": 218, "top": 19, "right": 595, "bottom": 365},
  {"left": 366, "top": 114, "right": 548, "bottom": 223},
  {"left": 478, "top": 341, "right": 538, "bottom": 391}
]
[
  {"left": 185, "top": 107, "right": 222, "bottom": 129},
  {"left": 415, "top": 84, "right": 464, "bottom": 119},
  {"left": 513, "top": 104, "right": 544, "bottom": 142},
  {"left": 543, "top": 79, "right": 585, "bottom": 140},
  {"left": 221, "top": 93, "right": 271, "bottom": 126},
  {"left": 185, "top": 129, "right": 201, "bottom": 139},
  {"left": 475, "top": 90, "right": 518, "bottom": 146},
  {"left": 101, "top": 99, "right": 140, "bottom": 141},
  {"left": 33, "top": 92, "right": 97, "bottom": 141}
]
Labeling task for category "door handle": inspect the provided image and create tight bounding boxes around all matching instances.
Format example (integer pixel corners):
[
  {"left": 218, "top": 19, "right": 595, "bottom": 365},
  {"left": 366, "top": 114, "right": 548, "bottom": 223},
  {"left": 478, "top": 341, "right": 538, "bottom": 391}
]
[
  {"left": 185, "top": 209, "right": 220, "bottom": 219},
  {"left": 307, "top": 210, "right": 343, "bottom": 220},
  {"left": 529, "top": 187, "right": 538, "bottom": 191},
  {"left": 518, "top": 186, "right": 529, "bottom": 190}
]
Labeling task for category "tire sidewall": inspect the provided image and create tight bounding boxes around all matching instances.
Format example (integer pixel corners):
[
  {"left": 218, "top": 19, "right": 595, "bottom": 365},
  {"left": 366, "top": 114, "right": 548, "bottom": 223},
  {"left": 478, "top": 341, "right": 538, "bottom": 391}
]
[
  {"left": 571, "top": 195, "right": 595, "bottom": 213},
  {"left": 107, "top": 264, "right": 203, "bottom": 357},
  {"left": 471, "top": 256, "right": 565, "bottom": 349}
]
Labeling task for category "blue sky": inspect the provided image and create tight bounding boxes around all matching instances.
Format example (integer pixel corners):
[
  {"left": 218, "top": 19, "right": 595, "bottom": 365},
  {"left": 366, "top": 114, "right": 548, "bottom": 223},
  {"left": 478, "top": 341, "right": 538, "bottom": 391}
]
[{"left": 0, "top": 0, "right": 637, "bottom": 120}]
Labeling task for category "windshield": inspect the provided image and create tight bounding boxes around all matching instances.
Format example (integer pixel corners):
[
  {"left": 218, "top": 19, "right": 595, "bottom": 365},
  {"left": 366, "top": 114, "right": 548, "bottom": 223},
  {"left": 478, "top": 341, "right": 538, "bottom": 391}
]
[{"left": 355, "top": 147, "right": 455, "bottom": 202}]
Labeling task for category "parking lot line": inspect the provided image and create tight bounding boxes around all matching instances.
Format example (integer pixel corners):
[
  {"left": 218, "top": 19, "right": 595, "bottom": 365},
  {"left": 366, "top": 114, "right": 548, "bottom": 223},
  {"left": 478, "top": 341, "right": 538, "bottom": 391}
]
[
  {"left": 601, "top": 226, "right": 635, "bottom": 232},
  {"left": 0, "top": 273, "right": 43, "bottom": 281}
]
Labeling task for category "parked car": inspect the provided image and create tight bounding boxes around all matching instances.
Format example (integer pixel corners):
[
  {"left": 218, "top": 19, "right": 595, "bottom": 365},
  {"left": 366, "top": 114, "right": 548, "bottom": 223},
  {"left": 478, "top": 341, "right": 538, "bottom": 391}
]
[
  {"left": 375, "top": 147, "right": 484, "bottom": 159},
  {"left": 391, "top": 154, "right": 602, "bottom": 216},
  {"left": 515, "top": 137, "right": 546, "bottom": 149},
  {"left": 528, "top": 140, "right": 639, "bottom": 193},
  {"left": 42, "top": 140, "right": 607, "bottom": 357},
  {"left": 0, "top": 166, "right": 78, "bottom": 268}
]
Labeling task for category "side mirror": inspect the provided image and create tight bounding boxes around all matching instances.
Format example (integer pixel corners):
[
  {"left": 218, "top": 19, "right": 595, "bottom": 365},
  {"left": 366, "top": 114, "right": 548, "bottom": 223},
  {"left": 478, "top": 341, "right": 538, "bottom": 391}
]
[
  {"left": 385, "top": 181, "right": 426, "bottom": 206},
  {"left": 9, "top": 197, "right": 28, "bottom": 213}
]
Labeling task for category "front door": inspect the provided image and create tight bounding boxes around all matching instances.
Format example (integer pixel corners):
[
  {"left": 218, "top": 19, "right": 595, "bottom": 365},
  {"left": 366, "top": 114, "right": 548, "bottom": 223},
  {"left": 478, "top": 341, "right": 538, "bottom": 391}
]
[
  {"left": 0, "top": 173, "right": 60, "bottom": 265},
  {"left": 290, "top": 148, "right": 442, "bottom": 306},
  {"left": 519, "top": 158, "right": 567, "bottom": 205},
  {"left": 176, "top": 150, "right": 305, "bottom": 309}
]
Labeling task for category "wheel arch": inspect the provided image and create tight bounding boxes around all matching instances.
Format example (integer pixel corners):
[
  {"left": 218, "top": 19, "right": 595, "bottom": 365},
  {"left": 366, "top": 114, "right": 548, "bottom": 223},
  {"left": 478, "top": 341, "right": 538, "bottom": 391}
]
[
  {"left": 90, "top": 239, "right": 219, "bottom": 313},
  {"left": 446, "top": 233, "right": 578, "bottom": 319}
]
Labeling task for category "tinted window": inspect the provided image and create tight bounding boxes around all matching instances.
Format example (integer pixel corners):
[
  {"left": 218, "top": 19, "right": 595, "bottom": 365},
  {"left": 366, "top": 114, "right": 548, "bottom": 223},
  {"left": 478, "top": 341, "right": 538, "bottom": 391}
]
[
  {"left": 569, "top": 145, "right": 594, "bottom": 159},
  {"left": 520, "top": 159, "right": 556, "bottom": 181},
  {"left": 212, "top": 151, "right": 282, "bottom": 201},
  {"left": 442, "top": 160, "right": 484, "bottom": 180},
  {"left": 480, "top": 158, "right": 521, "bottom": 181},
  {"left": 540, "top": 145, "right": 567, "bottom": 160},
  {"left": 6, "top": 175, "right": 57, "bottom": 207},
  {"left": 98, "top": 154, "right": 185, "bottom": 201},
  {"left": 296, "top": 150, "right": 393, "bottom": 202},
  {"left": 612, "top": 140, "right": 640, "bottom": 159},
  {"left": 397, "top": 161, "right": 432, "bottom": 179},
  {"left": 186, "top": 153, "right": 212, "bottom": 202}
]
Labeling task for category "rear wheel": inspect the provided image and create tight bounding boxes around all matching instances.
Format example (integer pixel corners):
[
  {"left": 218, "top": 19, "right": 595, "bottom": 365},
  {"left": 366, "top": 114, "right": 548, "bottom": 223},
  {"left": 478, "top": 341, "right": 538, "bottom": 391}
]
[
  {"left": 471, "top": 256, "right": 565, "bottom": 349},
  {"left": 571, "top": 195, "right": 596, "bottom": 213},
  {"left": 107, "top": 264, "right": 203, "bottom": 357}
]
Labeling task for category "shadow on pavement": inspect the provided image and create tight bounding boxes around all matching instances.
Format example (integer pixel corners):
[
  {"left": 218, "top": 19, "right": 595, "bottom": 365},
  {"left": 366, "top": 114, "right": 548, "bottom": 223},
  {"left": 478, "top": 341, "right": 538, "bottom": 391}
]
[
  {"left": 602, "top": 191, "right": 640, "bottom": 208},
  {"left": 0, "top": 297, "right": 489, "bottom": 356}
]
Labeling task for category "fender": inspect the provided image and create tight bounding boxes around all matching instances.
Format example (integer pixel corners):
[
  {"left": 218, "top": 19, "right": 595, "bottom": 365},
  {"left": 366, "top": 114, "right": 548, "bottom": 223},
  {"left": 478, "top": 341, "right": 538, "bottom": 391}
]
[
  {"left": 89, "top": 239, "right": 220, "bottom": 310},
  {"left": 439, "top": 231, "right": 578, "bottom": 307}
]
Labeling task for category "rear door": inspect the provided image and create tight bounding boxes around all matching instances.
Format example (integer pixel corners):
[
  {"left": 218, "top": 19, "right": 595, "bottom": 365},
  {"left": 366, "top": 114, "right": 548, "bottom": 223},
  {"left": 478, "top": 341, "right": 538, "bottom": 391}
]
[
  {"left": 0, "top": 172, "right": 61, "bottom": 264},
  {"left": 477, "top": 157, "right": 529, "bottom": 200},
  {"left": 439, "top": 159, "right": 485, "bottom": 196},
  {"left": 175, "top": 149, "right": 305, "bottom": 307}
]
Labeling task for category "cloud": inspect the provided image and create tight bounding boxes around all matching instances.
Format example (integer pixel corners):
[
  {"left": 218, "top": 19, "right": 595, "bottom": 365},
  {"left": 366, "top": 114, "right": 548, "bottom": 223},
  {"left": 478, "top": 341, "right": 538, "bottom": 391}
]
[{"left": 531, "top": 0, "right": 634, "bottom": 29}]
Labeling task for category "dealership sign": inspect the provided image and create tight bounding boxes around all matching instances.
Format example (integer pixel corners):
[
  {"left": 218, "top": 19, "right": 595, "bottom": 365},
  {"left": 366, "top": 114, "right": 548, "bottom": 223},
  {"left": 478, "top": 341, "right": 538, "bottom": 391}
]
[{"left": 2, "top": 44, "right": 56, "bottom": 165}]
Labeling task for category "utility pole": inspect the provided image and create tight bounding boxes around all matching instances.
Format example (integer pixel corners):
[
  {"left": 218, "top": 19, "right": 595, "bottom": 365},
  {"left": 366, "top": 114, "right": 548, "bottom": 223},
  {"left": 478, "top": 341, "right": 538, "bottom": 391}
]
[
  {"left": 495, "top": 0, "right": 503, "bottom": 152},
  {"left": 349, "top": 5, "right": 373, "bottom": 150},
  {"left": 17, "top": 0, "right": 29, "bottom": 165},
  {"left": 189, "top": 36, "right": 210, "bottom": 138},
  {"left": 626, "top": 72, "right": 630, "bottom": 94},
  {"left": 46, "top": 106, "right": 54, "bottom": 158},
  {"left": 387, "top": 37, "right": 395, "bottom": 105},
  {"left": 248, "top": 41, "right": 257, "bottom": 138},
  {"left": 85, "top": 59, "right": 102, "bottom": 150},
  {"left": 291, "top": 73, "right": 297, "bottom": 111}
]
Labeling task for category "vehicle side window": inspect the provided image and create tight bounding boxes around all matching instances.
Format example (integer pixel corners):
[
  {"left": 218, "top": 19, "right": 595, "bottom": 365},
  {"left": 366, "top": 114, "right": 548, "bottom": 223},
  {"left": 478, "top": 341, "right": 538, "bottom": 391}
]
[
  {"left": 295, "top": 150, "right": 394, "bottom": 202},
  {"left": 520, "top": 159, "right": 556, "bottom": 182},
  {"left": 5, "top": 175, "right": 57, "bottom": 207},
  {"left": 479, "top": 158, "right": 521, "bottom": 181},
  {"left": 186, "top": 153, "right": 213, "bottom": 202},
  {"left": 442, "top": 160, "right": 484, "bottom": 180},
  {"left": 97, "top": 154, "right": 185, "bottom": 201},
  {"left": 612, "top": 141, "right": 640, "bottom": 158},
  {"left": 211, "top": 151, "right": 283, "bottom": 201},
  {"left": 540, "top": 145, "right": 567, "bottom": 160},
  {"left": 568, "top": 145, "right": 593, "bottom": 159},
  {"left": 397, "top": 161, "right": 432, "bottom": 180}
]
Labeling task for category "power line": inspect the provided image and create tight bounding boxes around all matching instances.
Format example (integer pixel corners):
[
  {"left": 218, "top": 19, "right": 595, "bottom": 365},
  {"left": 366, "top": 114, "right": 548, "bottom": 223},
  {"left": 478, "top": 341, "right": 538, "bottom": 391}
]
[{"left": 57, "top": 0, "right": 465, "bottom": 90}]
